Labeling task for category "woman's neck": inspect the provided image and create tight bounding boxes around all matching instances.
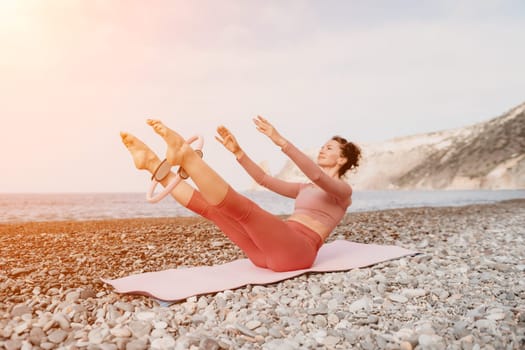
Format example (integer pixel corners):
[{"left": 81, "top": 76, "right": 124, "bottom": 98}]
[{"left": 319, "top": 165, "right": 340, "bottom": 179}]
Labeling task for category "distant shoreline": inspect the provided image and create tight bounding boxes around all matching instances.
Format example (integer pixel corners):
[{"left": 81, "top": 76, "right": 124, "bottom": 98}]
[{"left": 0, "top": 198, "right": 525, "bottom": 227}]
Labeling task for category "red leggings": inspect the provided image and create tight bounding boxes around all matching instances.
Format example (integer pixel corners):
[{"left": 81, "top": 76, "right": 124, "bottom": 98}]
[{"left": 185, "top": 186, "right": 322, "bottom": 272}]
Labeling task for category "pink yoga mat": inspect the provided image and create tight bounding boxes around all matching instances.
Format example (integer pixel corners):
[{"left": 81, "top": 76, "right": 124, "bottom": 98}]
[{"left": 102, "top": 240, "right": 417, "bottom": 301}]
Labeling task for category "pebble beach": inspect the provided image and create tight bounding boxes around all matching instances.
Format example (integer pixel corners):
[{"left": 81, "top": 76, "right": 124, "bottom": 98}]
[{"left": 1, "top": 199, "right": 524, "bottom": 350}]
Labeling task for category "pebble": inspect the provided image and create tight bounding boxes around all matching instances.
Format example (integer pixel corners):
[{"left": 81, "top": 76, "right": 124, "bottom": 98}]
[
  {"left": 115, "top": 301, "right": 135, "bottom": 313},
  {"left": 151, "top": 335, "right": 176, "bottom": 349},
  {"left": 52, "top": 313, "right": 70, "bottom": 330},
  {"left": 402, "top": 288, "right": 427, "bottom": 298},
  {"left": 348, "top": 297, "right": 372, "bottom": 312},
  {"left": 88, "top": 328, "right": 109, "bottom": 344},
  {"left": 236, "top": 324, "right": 257, "bottom": 337},
  {"left": 110, "top": 326, "right": 132, "bottom": 338},
  {"left": 418, "top": 334, "right": 445, "bottom": 350},
  {"left": 128, "top": 321, "right": 152, "bottom": 338},
  {"left": 388, "top": 293, "right": 409, "bottom": 303},
  {"left": 48, "top": 329, "right": 68, "bottom": 344},
  {"left": 135, "top": 311, "right": 155, "bottom": 321},
  {"left": 126, "top": 338, "right": 148, "bottom": 350},
  {"left": 29, "top": 327, "right": 45, "bottom": 345},
  {"left": 11, "top": 304, "right": 32, "bottom": 317},
  {"left": 245, "top": 320, "right": 262, "bottom": 330},
  {"left": 4, "top": 340, "right": 22, "bottom": 350}
]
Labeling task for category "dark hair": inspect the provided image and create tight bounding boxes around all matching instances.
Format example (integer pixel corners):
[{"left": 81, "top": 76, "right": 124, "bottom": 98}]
[{"left": 332, "top": 136, "right": 361, "bottom": 178}]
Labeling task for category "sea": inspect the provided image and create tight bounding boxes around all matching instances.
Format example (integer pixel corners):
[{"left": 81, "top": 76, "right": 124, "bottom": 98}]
[{"left": 0, "top": 190, "right": 524, "bottom": 224}]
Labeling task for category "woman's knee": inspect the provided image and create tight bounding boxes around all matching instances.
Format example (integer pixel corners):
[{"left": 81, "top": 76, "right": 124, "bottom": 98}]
[{"left": 214, "top": 186, "right": 256, "bottom": 222}]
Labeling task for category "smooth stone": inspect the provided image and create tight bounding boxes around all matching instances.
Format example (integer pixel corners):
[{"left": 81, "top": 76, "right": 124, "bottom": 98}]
[
  {"left": 269, "top": 327, "right": 283, "bottom": 338},
  {"left": 432, "top": 289, "right": 450, "bottom": 300},
  {"left": 48, "top": 329, "right": 68, "bottom": 344},
  {"left": 312, "top": 329, "right": 327, "bottom": 344},
  {"left": 29, "top": 327, "right": 45, "bottom": 345},
  {"left": 115, "top": 302, "right": 134, "bottom": 313},
  {"left": 197, "top": 297, "right": 208, "bottom": 309},
  {"left": 110, "top": 327, "right": 131, "bottom": 338},
  {"left": 52, "top": 313, "right": 70, "bottom": 330},
  {"left": 150, "top": 328, "right": 166, "bottom": 338},
  {"left": 467, "top": 305, "right": 486, "bottom": 320},
  {"left": 14, "top": 321, "right": 29, "bottom": 335},
  {"left": 135, "top": 311, "right": 155, "bottom": 321},
  {"left": 255, "top": 326, "right": 269, "bottom": 337},
  {"left": 357, "top": 315, "right": 379, "bottom": 325},
  {"left": 388, "top": 293, "right": 408, "bottom": 303},
  {"left": 128, "top": 321, "right": 152, "bottom": 338},
  {"left": 459, "top": 335, "right": 474, "bottom": 348},
  {"left": 307, "top": 305, "right": 328, "bottom": 315},
  {"left": 11, "top": 304, "right": 32, "bottom": 317},
  {"left": 65, "top": 291, "right": 80, "bottom": 303},
  {"left": 88, "top": 328, "right": 108, "bottom": 344},
  {"left": 348, "top": 297, "right": 372, "bottom": 312},
  {"left": 40, "top": 342, "right": 55, "bottom": 350},
  {"left": 21, "top": 342, "right": 33, "bottom": 350},
  {"left": 308, "top": 284, "right": 323, "bottom": 295},
  {"left": 327, "top": 298, "right": 339, "bottom": 311},
  {"left": 4, "top": 340, "right": 23, "bottom": 350},
  {"left": 402, "top": 288, "right": 427, "bottom": 298},
  {"left": 150, "top": 336, "right": 175, "bottom": 349},
  {"left": 199, "top": 337, "right": 220, "bottom": 350},
  {"left": 486, "top": 312, "right": 505, "bottom": 321},
  {"left": 80, "top": 288, "right": 97, "bottom": 299},
  {"left": 323, "top": 336, "right": 340, "bottom": 347},
  {"left": 126, "top": 338, "right": 148, "bottom": 350},
  {"left": 99, "top": 344, "right": 118, "bottom": 350},
  {"left": 395, "top": 328, "right": 418, "bottom": 347},
  {"left": 314, "top": 315, "right": 328, "bottom": 327},
  {"left": 245, "top": 320, "right": 262, "bottom": 330},
  {"left": 236, "top": 324, "right": 257, "bottom": 337},
  {"left": 327, "top": 313, "right": 339, "bottom": 325},
  {"left": 183, "top": 302, "right": 197, "bottom": 314},
  {"left": 400, "top": 341, "right": 413, "bottom": 350},
  {"left": 418, "top": 334, "right": 445, "bottom": 350},
  {"left": 474, "top": 319, "right": 494, "bottom": 330},
  {"left": 263, "top": 339, "right": 298, "bottom": 350},
  {"left": 191, "top": 314, "right": 206, "bottom": 325},
  {"left": 452, "top": 321, "right": 469, "bottom": 339},
  {"left": 153, "top": 321, "right": 168, "bottom": 329}
]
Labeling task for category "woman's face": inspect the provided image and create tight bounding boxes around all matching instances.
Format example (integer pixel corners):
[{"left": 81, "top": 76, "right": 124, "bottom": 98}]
[{"left": 317, "top": 140, "right": 346, "bottom": 168}]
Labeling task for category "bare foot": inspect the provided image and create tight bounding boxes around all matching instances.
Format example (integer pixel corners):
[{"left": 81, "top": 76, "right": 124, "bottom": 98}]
[
  {"left": 146, "top": 119, "right": 190, "bottom": 166},
  {"left": 120, "top": 132, "right": 161, "bottom": 173}
]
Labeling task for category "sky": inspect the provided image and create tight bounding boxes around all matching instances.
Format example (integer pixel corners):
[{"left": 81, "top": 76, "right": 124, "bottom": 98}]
[{"left": 1, "top": 0, "right": 524, "bottom": 193}]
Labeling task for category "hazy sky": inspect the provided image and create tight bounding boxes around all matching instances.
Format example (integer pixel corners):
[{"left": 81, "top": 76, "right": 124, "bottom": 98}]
[{"left": 1, "top": 0, "right": 524, "bottom": 193}]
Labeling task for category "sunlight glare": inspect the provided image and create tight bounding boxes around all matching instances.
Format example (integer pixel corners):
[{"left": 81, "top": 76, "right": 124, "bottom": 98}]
[{"left": 0, "top": 0, "right": 33, "bottom": 31}]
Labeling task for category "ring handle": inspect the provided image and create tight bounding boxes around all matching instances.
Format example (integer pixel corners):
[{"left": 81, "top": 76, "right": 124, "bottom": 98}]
[{"left": 146, "top": 135, "right": 204, "bottom": 203}]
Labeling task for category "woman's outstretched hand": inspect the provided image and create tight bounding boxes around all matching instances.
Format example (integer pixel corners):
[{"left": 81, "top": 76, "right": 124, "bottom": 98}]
[
  {"left": 216, "top": 126, "right": 244, "bottom": 158},
  {"left": 253, "top": 115, "right": 288, "bottom": 148}
]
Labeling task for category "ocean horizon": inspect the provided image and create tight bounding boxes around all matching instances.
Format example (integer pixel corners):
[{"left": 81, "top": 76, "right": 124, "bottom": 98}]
[{"left": 1, "top": 189, "right": 523, "bottom": 224}]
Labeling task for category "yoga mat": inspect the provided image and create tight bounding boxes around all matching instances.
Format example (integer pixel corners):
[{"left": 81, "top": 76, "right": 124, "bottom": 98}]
[{"left": 102, "top": 240, "right": 417, "bottom": 301}]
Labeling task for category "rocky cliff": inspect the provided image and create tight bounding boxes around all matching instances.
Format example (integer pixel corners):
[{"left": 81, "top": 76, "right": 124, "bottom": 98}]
[{"left": 273, "top": 101, "right": 525, "bottom": 190}]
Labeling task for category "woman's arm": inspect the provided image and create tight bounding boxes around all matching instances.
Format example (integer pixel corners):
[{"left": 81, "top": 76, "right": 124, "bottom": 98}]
[
  {"left": 253, "top": 116, "right": 352, "bottom": 200},
  {"left": 237, "top": 153, "right": 302, "bottom": 198},
  {"left": 281, "top": 142, "right": 352, "bottom": 199},
  {"left": 216, "top": 125, "right": 302, "bottom": 198}
]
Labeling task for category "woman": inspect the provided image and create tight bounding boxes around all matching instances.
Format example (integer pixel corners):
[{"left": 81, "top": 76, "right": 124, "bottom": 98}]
[{"left": 120, "top": 116, "right": 361, "bottom": 272}]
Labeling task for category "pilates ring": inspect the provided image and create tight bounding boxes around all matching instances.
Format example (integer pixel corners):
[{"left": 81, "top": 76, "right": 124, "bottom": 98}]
[{"left": 146, "top": 135, "right": 204, "bottom": 203}]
